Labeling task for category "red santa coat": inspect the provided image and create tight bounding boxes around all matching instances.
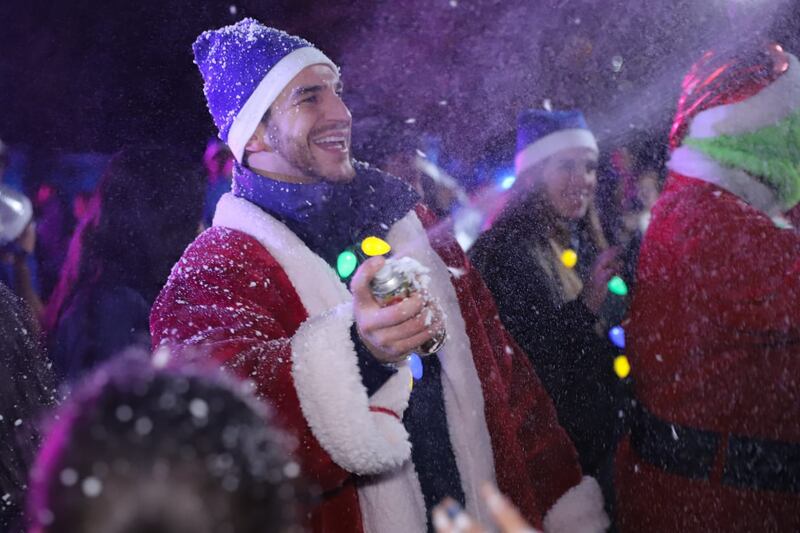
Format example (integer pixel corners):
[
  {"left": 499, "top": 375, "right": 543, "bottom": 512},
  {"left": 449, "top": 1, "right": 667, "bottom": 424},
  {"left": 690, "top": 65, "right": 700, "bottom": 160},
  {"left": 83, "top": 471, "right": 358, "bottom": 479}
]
[
  {"left": 151, "top": 193, "right": 607, "bottom": 533},
  {"left": 616, "top": 146, "right": 800, "bottom": 532}
]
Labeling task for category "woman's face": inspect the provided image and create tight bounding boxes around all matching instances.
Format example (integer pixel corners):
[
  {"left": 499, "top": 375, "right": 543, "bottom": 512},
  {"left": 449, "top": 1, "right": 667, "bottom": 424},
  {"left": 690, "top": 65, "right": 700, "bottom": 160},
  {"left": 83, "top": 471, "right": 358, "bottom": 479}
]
[{"left": 537, "top": 147, "right": 599, "bottom": 220}]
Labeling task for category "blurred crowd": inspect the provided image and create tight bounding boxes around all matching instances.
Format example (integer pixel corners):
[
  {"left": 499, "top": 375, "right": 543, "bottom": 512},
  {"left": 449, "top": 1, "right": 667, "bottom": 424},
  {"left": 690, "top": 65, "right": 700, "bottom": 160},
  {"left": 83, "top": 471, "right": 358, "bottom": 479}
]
[
  {"left": 1, "top": 19, "right": 799, "bottom": 533},
  {"left": 0, "top": 113, "right": 657, "bottom": 533}
]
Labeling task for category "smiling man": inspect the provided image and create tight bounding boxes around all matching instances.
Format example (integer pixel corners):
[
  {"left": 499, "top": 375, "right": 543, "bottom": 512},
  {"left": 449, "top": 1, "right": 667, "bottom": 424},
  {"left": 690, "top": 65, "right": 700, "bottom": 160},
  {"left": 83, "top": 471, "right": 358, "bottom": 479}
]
[
  {"left": 151, "top": 18, "right": 608, "bottom": 533},
  {"left": 245, "top": 64, "right": 354, "bottom": 183}
]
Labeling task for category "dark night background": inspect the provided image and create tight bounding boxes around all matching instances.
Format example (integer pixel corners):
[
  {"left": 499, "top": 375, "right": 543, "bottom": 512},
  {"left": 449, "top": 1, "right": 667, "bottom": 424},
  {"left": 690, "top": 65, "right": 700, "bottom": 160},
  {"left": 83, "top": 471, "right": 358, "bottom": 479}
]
[{"left": 1, "top": 0, "right": 799, "bottom": 187}]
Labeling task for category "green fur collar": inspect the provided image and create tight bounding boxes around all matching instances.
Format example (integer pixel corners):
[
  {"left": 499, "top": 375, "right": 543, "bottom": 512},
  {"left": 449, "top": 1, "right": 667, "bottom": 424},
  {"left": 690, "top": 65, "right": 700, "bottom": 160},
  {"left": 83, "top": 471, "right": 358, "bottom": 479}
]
[{"left": 685, "top": 109, "right": 800, "bottom": 209}]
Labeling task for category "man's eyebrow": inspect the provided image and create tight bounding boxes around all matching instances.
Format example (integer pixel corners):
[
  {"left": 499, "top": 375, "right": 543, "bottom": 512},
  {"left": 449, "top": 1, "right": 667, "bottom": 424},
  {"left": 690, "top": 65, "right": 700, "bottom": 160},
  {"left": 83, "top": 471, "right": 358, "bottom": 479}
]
[
  {"left": 291, "top": 85, "right": 324, "bottom": 98},
  {"left": 290, "top": 81, "right": 343, "bottom": 99}
]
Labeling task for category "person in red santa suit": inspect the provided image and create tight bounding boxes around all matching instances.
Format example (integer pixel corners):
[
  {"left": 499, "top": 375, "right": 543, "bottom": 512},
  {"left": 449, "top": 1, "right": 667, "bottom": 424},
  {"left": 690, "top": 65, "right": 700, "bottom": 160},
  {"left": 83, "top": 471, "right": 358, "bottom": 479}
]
[
  {"left": 615, "top": 41, "right": 800, "bottom": 532},
  {"left": 150, "top": 18, "right": 608, "bottom": 533}
]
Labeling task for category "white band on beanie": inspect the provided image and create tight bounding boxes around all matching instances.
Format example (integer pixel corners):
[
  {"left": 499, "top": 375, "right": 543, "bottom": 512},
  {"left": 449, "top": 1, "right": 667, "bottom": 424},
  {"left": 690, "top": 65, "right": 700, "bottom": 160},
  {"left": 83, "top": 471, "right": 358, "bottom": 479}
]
[
  {"left": 227, "top": 46, "right": 338, "bottom": 162},
  {"left": 514, "top": 128, "right": 599, "bottom": 177}
]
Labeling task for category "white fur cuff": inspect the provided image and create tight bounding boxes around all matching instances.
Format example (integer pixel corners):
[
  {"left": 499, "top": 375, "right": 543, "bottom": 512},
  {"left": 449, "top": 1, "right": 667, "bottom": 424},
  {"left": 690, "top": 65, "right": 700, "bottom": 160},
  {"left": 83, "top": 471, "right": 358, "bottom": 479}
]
[
  {"left": 543, "top": 476, "right": 609, "bottom": 533},
  {"left": 291, "top": 302, "right": 413, "bottom": 475}
]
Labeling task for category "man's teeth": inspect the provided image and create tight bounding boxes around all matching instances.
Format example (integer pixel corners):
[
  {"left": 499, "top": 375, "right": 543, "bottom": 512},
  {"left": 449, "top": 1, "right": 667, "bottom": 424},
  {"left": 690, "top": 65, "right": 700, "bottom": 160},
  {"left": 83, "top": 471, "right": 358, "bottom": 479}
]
[
  {"left": 313, "top": 135, "right": 348, "bottom": 152},
  {"left": 315, "top": 136, "right": 346, "bottom": 144}
]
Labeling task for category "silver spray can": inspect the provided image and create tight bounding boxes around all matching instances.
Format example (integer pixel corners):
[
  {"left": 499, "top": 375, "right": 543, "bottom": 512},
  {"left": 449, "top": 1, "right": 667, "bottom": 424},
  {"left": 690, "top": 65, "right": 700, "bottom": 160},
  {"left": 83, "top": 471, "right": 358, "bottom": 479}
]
[{"left": 369, "top": 258, "right": 446, "bottom": 356}]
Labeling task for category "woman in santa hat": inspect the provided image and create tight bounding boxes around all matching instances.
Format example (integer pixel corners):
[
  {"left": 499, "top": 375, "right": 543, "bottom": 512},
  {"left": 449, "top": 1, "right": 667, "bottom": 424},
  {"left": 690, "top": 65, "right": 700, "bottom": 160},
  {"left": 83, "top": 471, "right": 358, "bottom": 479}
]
[{"left": 470, "top": 109, "right": 625, "bottom": 507}]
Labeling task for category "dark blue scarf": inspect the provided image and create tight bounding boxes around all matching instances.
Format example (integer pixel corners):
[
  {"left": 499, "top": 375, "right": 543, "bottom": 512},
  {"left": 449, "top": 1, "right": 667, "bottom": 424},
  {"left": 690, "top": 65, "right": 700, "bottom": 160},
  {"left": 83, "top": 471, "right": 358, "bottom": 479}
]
[
  {"left": 233, "top": 160, "right": 464, "bottom": 530},
  {"left": 232, "top": 161, "right": 419, "bottom": 266}
]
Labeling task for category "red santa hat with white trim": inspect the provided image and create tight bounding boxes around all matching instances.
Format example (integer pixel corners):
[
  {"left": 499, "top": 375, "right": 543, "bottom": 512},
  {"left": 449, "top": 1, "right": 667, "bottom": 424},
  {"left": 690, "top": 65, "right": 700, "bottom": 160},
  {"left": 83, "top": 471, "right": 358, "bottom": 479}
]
[{"left": 668, "top": 42, "right": 800, "bottom": 210}]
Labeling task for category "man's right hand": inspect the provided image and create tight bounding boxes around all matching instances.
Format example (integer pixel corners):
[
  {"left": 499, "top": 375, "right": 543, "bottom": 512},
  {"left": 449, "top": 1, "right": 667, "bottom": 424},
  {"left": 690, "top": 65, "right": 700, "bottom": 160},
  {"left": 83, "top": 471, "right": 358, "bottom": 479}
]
[{"left": 351, "top": 256, "right": 441, "bottom": 365}]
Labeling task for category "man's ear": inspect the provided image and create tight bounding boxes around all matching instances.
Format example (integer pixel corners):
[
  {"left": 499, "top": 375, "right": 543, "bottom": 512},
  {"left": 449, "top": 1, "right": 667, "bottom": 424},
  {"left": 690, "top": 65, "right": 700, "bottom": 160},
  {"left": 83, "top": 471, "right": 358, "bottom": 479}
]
[{"left": 244, "top": 122, "right": 271, "bottom": 154}]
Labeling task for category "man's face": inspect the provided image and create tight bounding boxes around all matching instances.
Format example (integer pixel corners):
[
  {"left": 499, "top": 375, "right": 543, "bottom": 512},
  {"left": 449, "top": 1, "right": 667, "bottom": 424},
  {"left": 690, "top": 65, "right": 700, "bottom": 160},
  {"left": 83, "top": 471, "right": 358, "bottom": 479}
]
[
  {"left": 637, "top": 171, "right": 660, "bottom": 209},
  {"left": 259, "top": 64, "right": 355, "bottom": 183}
]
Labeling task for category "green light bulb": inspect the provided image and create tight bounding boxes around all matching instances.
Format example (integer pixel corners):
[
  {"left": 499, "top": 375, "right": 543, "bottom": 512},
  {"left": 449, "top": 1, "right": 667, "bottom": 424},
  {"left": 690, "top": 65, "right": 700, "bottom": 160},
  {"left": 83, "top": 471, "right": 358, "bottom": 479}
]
[
  {"left": 337, "top": 250, "right": 358, "bottom": 279},
  {"left": 608, "top": 276, "right": 629, "bottom": 296}
]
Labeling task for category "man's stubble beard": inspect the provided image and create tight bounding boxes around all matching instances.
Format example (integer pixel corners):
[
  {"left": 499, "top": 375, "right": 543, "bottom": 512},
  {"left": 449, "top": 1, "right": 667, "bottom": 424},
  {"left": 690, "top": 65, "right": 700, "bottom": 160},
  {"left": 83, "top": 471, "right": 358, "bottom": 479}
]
[{"left": 270, "top": 126, "right": 355, "bottom": 184}]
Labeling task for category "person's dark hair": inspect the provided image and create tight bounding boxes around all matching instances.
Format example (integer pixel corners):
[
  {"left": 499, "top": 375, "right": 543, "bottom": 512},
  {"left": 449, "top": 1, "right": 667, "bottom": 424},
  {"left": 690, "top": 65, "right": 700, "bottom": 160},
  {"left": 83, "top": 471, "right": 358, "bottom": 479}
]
[
  {"left": 28, "top": 354, "right": 304, "bottom": 533},
  {"left": 0, "top": 282, "right": 58, "bottom": 531},
  {"left": 629, "top": 135, "right": 668, "bottom": 182},
  {"left": 44, "top": 146, "right": 204, "bottom": 332}
]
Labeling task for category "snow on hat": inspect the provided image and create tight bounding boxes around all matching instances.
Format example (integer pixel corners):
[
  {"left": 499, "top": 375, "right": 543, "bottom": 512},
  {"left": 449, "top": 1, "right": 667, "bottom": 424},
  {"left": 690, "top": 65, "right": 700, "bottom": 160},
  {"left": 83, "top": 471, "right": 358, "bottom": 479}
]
[
  {"left": 669, "top": 43, "right": 800, "bottom": 208},
  {"left": 192, "top": 18, "right": 338, "bottom": 162},
  {"left": 514, "top": 109, "right": 598, "bottom": 177}
]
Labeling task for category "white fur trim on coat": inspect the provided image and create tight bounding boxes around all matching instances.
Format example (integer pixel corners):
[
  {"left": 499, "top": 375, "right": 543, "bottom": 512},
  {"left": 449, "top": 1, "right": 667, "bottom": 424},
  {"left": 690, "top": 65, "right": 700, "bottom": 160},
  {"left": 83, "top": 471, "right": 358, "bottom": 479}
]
[
  {"left": 357, "top": 460, "right": 428, "bottom": 533},
  {"left": 687, "top": 53, "right": 800, "bottom": 139},
  {"left": 668, "top": 145, "right": 783, "bottom": 216},
  {"left": 214, "top": 193, "right": 350, "bottom": 314},
  {"left": 515, "top": 129, "right": 599, "bottom": 177},
  {"left": 543, "top": 476, "right": 609, "bottom": 533},
  {"left": 213, "top": 193, "right": 412, "bottom": 475},
  {"left": 383, "top": 210, "right": 499, "bottom": 528},
  {"left": 227, "top": 47, "right": 338, "bottom": 162}
]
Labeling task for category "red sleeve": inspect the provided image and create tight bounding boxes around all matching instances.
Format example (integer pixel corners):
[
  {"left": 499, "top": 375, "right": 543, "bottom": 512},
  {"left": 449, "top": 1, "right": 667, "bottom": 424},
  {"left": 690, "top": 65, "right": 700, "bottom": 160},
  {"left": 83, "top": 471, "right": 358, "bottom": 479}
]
[{"left": 150, "top": 228, "right": 351, "bottom": 491}]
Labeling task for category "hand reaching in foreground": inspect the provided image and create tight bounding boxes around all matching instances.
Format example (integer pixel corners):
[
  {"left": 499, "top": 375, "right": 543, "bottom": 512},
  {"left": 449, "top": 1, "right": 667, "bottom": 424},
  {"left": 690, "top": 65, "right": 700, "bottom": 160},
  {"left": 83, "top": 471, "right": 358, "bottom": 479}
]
[
  {"left": 433, "top": 483, "right": 541, "bottom": 533},
  {"left": 16, "top": 221, "right": 37, "bottom": 256}
]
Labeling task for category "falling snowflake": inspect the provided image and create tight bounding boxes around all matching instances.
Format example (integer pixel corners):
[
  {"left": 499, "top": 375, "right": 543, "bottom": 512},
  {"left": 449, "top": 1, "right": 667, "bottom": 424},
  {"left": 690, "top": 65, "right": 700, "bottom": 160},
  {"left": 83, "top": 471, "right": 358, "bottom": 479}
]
[
  {"left": 190, "top": 398, "right": 210, "bottom": 419},
  {"left": 82, "top": 476, "right": 103, "bottom": 498}
]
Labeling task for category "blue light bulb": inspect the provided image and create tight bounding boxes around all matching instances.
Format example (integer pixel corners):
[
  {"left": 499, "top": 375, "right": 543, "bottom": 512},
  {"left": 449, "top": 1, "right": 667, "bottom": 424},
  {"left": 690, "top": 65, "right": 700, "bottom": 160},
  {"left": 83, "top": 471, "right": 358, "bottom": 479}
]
[
  {"left": 499, "top": 175, "right": 516, "bottom": 190},
  {"left": 409, "top": 353, "right": 424, "bottom": 381},
  {"left": 609, "top": 326, "right": 625, "bottom": 349}
]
